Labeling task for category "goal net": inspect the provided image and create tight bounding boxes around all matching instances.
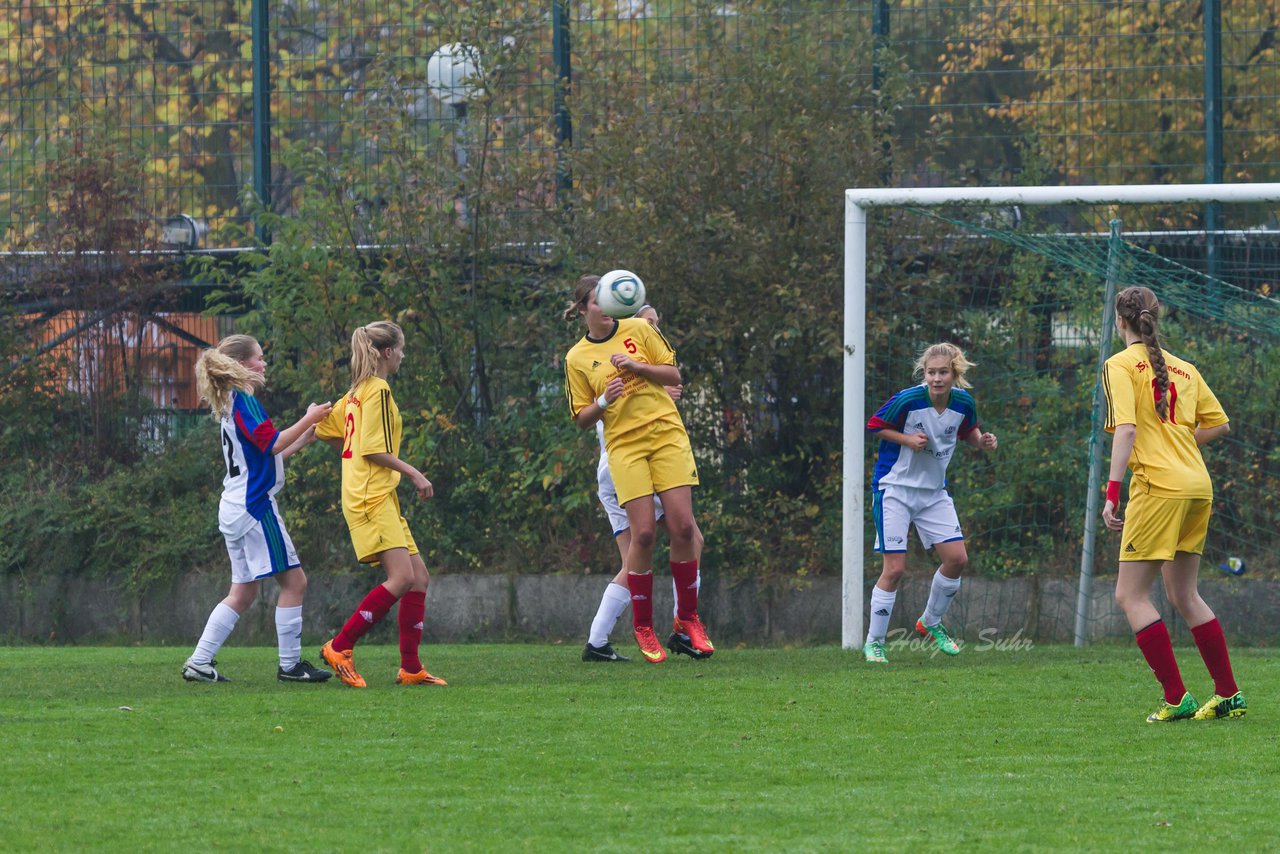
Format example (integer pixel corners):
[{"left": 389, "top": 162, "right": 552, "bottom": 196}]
[{"left": 842, "top": 184, "right": 1280, "bottom": 649}]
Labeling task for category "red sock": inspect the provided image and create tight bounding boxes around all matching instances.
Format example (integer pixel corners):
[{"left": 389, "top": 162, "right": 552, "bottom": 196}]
[
  {"left": 1135, "top": 620, "right": 1187, "bottom": 705},
  {"left": 626, "top": 572, "right": 655, "bottom": 629},
  {"left": 671, "top": 560, "right": 699, "bottom": 621},
  {"left": 332, "top": 584, "right": 398, "bottom": 652},
  {"left": 398, "top": 590, "right": 426, "bottom": 674},
  {"left": 1191, "top": 617, "right": 1238, "bottom": 697}
]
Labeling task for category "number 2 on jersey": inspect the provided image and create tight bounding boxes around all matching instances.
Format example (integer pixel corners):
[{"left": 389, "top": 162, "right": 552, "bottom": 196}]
[
  {"left": 342, "top": 412, "right": 356, "bottom": 458},
  {"left": 221, "top": 427, "right": 241, "bottom": 478}
]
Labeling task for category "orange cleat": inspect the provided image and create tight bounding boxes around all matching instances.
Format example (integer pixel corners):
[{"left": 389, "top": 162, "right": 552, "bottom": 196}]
[
  {"left": 634, "top": 626, "right": 667, "bottom": 663},
  {"left": 320, "top": 640, "right": 367, "bottom": 688},
  {"left": 396, "top": 668, "right": 448, "bottom": 686}
]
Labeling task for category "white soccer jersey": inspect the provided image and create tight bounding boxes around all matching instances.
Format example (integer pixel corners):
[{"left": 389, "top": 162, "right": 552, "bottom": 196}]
[
  {"left": 868, "top": 385, "right": 979, "bottom": 491},
  {"left": 217, "top": 391, "right": 284, "bottom": 538}
]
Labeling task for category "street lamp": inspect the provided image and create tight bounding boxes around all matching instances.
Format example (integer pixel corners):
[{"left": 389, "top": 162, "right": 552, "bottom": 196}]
[{"left": 427, "top": 43, "right": 483, "bottom": 225}]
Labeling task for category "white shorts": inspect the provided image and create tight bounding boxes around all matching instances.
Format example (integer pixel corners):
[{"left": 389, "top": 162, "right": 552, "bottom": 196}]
[
  {"left": 223, "top": 500, "right": 301, "bottom": 583},
  {"left": 597, "top": 456, "right": 664, "bottom": 536},
  {"left": 873, "top": 485, "right": 963, "bottom": 553}
]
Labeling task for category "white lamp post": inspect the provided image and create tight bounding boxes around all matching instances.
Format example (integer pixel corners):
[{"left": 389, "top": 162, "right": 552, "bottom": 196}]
[{"left": 427, "top": 43, "right": 483, "bottom": 225}]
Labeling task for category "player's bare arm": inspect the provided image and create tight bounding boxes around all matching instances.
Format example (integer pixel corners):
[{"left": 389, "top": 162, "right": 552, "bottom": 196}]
[
  {"left": 365, "top": 451, "right": 434, "bottom": 500},
  {"left": 608, "top": 353, "right": 681, "bottom": 387},
  {"left": 278, "top": 425, "right": 318, "bottom": 461},
  {"left": 273, "top": 400, "right": 333, "bottom": 454},
  {"left": 573, "top": 375, "right": 626, "bottom": 430},
  {"left": 1103, "top": 423, "right": 1137, "bottom": 531},
  {"left": 964, "top": 428, "right": 998, "bottom": 450},
  {"left": 1195, "top": 422, "right": 1229, "bottom": 446}
]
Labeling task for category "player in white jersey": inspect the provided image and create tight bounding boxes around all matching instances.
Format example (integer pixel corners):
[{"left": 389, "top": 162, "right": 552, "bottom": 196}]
[
  {"left": 863, "top": 343, "right": 998, "bottom": 664},
  {"left": 181, "top": 335, "right": 334, "bottom": 684},
  {"left": 579, "top": 304, "right": 704, "bottom": 662}
]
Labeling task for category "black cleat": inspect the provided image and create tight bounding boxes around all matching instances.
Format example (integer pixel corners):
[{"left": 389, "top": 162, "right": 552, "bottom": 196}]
[
  {"left": 277, "top": 660, "right": 333, "bottom": 683},
  {"left": 666, "top": 632, "right": 713, "bottom": 660},
  {"left": 182, "top": 657, "right": 231, "bottom": 682},
  {"left": 582, "top": 642, "right": 630, "bottom": 662}
]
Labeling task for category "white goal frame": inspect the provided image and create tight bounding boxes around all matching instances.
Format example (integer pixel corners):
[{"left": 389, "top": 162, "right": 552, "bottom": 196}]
[{"left": 841, "top": 182, "right": 1280, "bottom": 649}]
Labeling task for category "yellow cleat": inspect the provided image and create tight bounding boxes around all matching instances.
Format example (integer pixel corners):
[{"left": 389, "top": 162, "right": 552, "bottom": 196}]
[
  {"left": 1192, "top": 692, "right": 1247, "bottom": 720},
  {"left": 1146, "top": 692, "right": 1197, "bottom": 723}
]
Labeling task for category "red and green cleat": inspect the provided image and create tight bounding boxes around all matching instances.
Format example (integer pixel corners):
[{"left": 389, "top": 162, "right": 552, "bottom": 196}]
[
  {"left": 915, "top": 619, "right": 961, "bottom": 655},
  {"left": 863, "top": 640, "right": 888, "bottom": 664}
]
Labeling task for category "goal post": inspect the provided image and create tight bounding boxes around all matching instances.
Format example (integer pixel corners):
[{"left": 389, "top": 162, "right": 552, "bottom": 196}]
[{"left": 842, "top": 182, "right": 1280, "bottom": 650}]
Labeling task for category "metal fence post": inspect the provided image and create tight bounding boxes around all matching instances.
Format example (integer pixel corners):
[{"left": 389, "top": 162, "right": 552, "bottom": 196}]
[
  {"left": 553, "top": 0, "right": 573, "bottom": 208},
  {"left": 1203, "top": 0, "right": 1223, "bottom": 281},
  {"left": 252, "top": 0, "right": 272, "bottom": 244},
  {"left": 1074, "top": 218, "right": 1123, "bottom": 646}
]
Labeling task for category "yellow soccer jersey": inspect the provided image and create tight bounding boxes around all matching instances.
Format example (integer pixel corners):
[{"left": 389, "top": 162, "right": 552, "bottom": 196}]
[
  {"left": 1103, "top": 343, "right": 1228, "bottom": 498},
  {"left": 316, "top": 376, "right": 403, "bottom": 517},
  {"left": 564, "top": 317, "right": 683, "bottom": 449}
]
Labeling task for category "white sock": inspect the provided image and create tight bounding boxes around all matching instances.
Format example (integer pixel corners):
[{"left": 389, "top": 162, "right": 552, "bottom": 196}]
[
  {"left": 276, "top": 604, "right": 303, "bottom": 670},
  {"left": 192, "top": 602, "right": 239, "bottom": 664},
  {"left": 588, "top": 582, "right": 631, "bottom": 647},
  {"left": 921, "top": 570, "right": 962, "bottom": 627},
  {"left": 866, "top": 587, "right": 896, "bottom": 644},
  {"left": 672, "top": 571, "right": 701, "bottom": 619}
]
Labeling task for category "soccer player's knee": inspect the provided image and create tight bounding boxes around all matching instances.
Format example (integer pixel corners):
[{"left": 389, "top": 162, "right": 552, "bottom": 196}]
[
  {"left": 943, "top": 554, "right": 968, "bottom": 575},
  {"left": 633, "top": 528, "right": 657, "bottom": 550},
  {"left": 668, "top": 517, "right": 695, "bottom": 547}
]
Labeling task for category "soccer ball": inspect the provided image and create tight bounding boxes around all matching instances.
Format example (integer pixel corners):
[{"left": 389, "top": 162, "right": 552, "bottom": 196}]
[
  {"left": 1219, "top": 556, "right": 1246, "bottom": 576},
  {"left": 595, "top": 270, "right": 646, "bottom": 318}
]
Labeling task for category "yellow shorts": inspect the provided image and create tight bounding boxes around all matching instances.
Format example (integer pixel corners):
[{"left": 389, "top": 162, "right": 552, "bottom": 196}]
[
  {"left": 609, "top": 418, "right": 700, "bottom": 507},
  {"left": 1119, "top": 492, "right": 1211, "bottom": 563},
  {"left": 345, "top": 491, "right": 419, "bottom": 564}
]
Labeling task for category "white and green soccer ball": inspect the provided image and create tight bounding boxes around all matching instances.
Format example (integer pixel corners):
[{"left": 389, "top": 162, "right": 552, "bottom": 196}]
[{"left": 595, "top": 269, "right": 646, "bottom": 318}]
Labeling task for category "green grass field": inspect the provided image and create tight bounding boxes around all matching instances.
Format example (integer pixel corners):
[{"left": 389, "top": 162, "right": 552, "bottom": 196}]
[{"left": 1, "top": 643, "right": 1275, "bottom": 852}]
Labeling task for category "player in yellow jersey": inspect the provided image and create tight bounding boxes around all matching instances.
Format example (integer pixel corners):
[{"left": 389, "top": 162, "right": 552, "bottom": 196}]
[
  {"left": 1102, "top": 286, "right": 1243, "bottom": 722},
  {"left": 564, "top": 275, "right": 714, "bottom": 663},
  {"left": 315, "top": 321, "right": 447, "bottom": 688}
]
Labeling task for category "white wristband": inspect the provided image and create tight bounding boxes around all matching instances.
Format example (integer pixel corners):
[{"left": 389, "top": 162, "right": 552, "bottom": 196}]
[{"left": 596, "top": 393, "right": 610, "bottom": 410}]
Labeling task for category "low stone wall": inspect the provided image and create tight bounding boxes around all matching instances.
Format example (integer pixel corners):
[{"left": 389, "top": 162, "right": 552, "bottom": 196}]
[{"left": 1, "top": 570, "right": 1275, "bottom": 646}]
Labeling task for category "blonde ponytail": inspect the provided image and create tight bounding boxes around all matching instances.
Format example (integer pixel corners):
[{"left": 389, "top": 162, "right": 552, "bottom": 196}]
[
  {"left": 195, "top": 334, "right": 260, "bottom": 419},
  {"left": 349, "top": 321, "right": 404, "bottom": 394}
]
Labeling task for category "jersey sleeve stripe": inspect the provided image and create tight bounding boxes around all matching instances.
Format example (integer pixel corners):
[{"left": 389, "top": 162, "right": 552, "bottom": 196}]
[
  {"left": 564, "top": 358, "right": 577, "bottom": 417},
  {"left": 651, "top": 325, "right": 677, "bottom": 363},
  {"left": 381, "top": 389, "right": 392, "bottom": 452},
  {"left": 1102, "top": 367, "right": 1115, "bottom": 430}
]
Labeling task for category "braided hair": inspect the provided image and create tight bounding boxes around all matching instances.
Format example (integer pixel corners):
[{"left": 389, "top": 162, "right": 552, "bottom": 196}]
[{"left": 1115, "top": 286, "right": 1170, "bottom": 421}]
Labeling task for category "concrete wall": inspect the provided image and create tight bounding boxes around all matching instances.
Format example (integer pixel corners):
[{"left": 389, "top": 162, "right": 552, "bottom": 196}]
[{"left": 0, "top": 570, "right": 1275, "bottom": 645}]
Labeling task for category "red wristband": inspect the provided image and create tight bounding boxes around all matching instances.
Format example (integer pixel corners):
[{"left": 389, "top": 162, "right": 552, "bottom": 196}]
[{"left": 1106, "top": 480, "right": 1121, "bottom": 505}]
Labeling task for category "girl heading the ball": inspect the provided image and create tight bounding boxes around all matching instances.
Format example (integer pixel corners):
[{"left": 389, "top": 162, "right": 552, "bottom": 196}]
[
  {"left": 1102, "top": 286, "right": 1244, "bottom": 722},
  {"left": 563, "top": 275, "right": 714, "bottom": 664}
]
